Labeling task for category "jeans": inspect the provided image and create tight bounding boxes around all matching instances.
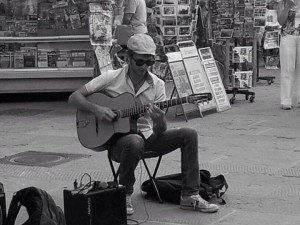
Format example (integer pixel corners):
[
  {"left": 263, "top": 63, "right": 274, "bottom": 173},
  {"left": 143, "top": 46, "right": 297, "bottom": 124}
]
[
  {"left": 280, "top": 34, "right": 300, "bottom": 106},
  {"left": 108, "top": 127, "right": 200, "bottom": 196}
]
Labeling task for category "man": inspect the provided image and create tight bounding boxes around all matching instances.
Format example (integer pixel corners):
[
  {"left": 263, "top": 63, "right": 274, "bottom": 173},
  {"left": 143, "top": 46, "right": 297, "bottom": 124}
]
[
  {"left": 68, "top": 34, "right": 219, "bottom": 215},
  {"left": 122, "top": 0, "right": 148, "bottom": 34}
]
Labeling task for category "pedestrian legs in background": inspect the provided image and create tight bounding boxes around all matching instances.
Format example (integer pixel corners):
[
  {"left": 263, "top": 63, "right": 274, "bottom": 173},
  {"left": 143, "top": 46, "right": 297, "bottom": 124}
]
[{"left": 279, "top": 35, "right": 300, "bottom": 109}]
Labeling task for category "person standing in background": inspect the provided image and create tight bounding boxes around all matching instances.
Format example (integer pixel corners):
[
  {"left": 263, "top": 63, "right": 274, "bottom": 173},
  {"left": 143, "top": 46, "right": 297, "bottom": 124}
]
[
  {"left": 122, "top": 0, "right": 148, "bottom": 34},
  {"left": 277, "top": 0, "right": 300, "bottom": 109}
]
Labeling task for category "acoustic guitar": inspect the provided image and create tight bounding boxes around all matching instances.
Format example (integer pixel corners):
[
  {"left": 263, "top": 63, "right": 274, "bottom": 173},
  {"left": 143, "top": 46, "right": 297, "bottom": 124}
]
[{"left": 76, "top": 92, "right": 212, "bottom": 150}]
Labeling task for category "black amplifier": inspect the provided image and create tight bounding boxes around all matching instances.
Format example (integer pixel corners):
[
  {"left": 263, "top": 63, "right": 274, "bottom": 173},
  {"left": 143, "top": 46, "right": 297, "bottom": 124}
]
[{"left": 63, "top": 185, "right": 127, "bottom": 225}]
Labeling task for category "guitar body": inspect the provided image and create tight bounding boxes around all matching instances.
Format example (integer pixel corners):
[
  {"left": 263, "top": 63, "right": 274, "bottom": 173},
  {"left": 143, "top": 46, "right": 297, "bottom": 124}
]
[{"left": 76, "top": 93, "right": 137, "bottom": 151}]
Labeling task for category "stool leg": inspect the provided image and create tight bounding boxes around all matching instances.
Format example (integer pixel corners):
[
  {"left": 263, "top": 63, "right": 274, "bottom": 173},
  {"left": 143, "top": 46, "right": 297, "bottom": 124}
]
[
  {"left": 108, "top": 155, "right": 119, "bottom": 183},
  {"left": 142, "top": 158, "right": 163, "bottom": 203}
]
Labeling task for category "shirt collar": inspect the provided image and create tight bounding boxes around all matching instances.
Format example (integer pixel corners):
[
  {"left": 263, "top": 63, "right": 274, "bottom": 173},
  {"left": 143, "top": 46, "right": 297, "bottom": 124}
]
[{"left": 125, "top": 65, "right": 154, "bottom": 85}]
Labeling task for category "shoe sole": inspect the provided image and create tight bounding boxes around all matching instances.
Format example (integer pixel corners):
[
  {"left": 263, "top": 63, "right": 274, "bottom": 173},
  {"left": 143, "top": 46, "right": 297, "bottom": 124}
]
[{"left": 180, "top": 205, "right": 218, "bottom": 213}]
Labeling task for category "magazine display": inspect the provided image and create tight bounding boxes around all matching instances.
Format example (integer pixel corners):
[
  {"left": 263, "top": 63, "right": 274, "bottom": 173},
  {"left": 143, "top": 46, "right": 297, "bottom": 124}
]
[
  {"left": 153, "top": 0, "right": 198, "bottom": 46},
  {"left": 89, "top": 2, "right": 113, "bottom": 46},
  {"left": 232, "top": 71, "right": 253, "bottom": 88},
  {"left": 209, "top": 0, "right": 256, "bottom": 39}
]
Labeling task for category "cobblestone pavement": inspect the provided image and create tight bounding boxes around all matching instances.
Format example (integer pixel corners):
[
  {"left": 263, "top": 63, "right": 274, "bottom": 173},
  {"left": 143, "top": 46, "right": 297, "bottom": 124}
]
[{"left": 0, "top": 68, "right": 300, "bottom": 225}]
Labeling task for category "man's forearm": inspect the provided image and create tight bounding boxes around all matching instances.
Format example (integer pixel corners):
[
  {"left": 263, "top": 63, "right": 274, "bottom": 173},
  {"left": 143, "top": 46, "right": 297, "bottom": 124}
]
[{"left": 69, "top": 91, "right": 96, "bottom": 113}]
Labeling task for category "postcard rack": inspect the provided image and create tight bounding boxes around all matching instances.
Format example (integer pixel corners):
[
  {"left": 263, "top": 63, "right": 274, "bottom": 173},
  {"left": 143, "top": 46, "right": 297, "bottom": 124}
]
[{"left": 213, "top": 38, "right": 257, "bottom": 104}]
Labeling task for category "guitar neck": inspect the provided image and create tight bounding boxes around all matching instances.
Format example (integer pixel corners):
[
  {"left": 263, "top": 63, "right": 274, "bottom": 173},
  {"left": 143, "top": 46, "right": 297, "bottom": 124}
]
[{"left": 120, "top": 97, "right": 189, "bottom": 118}]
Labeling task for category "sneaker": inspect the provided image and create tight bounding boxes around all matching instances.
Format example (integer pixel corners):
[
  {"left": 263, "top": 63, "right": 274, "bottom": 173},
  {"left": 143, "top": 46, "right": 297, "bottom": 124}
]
[
  {"left": 282, "top": 105, "right": 292, "bottom": 110},
  {"left": 126, "top": 195, "right": 134, "bottom": 215},
  {"left": 180, "top": 194, "right": 219, "bottom": 213}
]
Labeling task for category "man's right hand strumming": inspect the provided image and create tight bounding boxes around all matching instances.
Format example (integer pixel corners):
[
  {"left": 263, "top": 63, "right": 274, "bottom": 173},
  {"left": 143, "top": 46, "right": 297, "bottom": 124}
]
[{"left": 92, "top": 105, "right": 116, "bottom": 122}]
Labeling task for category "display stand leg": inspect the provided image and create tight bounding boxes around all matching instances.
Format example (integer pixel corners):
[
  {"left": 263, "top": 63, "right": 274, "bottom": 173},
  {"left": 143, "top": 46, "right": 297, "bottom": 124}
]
[
  {"left": 224, "top": 39, "right": 231, "bottom": 90},
  {"left": 252, "top": 40, "right": 257, "bottom": 87},
  {"left": 257, "top": 48, "right": 276, "bottom": 85},
  {"left": 166, "top": 86, "right": 188, "bottom": 122}
]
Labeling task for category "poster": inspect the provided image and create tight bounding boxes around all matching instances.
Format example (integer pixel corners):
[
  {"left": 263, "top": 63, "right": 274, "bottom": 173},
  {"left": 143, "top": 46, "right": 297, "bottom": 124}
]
[
  {"left": 183, "top": 57, "right": 211, "bottom": 94},
  {"left": 168, "top": 61, "right": 193, "bottom": 97},
  {"left": 198, "top": 47, "right": 231, "bottom": 112}
]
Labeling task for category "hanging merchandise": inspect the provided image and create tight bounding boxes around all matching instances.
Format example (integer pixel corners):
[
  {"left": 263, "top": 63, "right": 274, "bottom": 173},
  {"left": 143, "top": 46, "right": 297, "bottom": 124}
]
[
  {"left": 209, "top": 0, "right": 257, "bottom": 103},
  {"left": 153, "top": 0, "right": 198, "bottom": 47},
  {"left": 88, "top": 0, "right": 115, "bottom": 73},
  {"left": 88, "top": 1, "right": 113, "bottom": 46}
]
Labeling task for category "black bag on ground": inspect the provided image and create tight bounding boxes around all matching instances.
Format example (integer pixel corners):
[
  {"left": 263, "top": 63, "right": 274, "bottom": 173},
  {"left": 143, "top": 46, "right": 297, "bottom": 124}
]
[
  {"left": 5, "top": 187, "right": 66, "bottom": 225},
  {"left": 141, "top": 169, "right": 228, "bottom": 204}
]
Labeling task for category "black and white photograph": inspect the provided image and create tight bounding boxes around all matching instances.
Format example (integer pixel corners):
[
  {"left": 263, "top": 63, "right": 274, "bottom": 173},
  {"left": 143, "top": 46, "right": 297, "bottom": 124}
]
[
  {"left": 254, "top": 17, "right": 266, "bottom": 27},
  {"left": 177, "top": 16, "right": 191, "bottom": 25},
  {"left": 177, "top": 5, "right": 190, "bottom": 16},
  {"left": 162, "top": 6, "right": 176, "bottom": 16},
  {"left": 220, "top": 29, "right": 234, "bottom": 38},
  {"left": 178, "top": 26, "right": 191, "bottom": 36},
  {"left": 163, "top": 25, "right": 177, "bottom": 35}
]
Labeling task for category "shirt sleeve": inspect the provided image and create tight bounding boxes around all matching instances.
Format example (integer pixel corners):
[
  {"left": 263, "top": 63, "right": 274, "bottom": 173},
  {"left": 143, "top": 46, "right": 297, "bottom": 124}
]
[
  {"left": 84, "top": 72, "right": 110, "bottom": 94},
  {"left": 124, "top": 0, "right": 138, "bottom": 14},
  {"left": 85, "top": 67, "right": 126, "bottom": 93}
]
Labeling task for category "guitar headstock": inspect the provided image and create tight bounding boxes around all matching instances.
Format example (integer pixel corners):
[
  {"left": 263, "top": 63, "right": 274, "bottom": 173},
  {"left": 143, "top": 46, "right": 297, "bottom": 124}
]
[{"left": 187, "top": 93, "right": 213, "bottom": 104}]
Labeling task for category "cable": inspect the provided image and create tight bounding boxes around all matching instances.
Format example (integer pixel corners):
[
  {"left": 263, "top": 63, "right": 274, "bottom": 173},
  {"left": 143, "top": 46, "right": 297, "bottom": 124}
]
[{"left": 79, "top": 173, "right": 92, "bottom": 187}]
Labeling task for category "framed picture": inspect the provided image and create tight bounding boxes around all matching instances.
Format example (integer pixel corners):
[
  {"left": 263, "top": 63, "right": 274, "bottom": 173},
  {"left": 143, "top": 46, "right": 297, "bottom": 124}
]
[
  {"left": 254, "top": 17, "right": 266, "bottom": 27},
  {"left": 178, "top": 26, "right": 191, "bottom": 36},
  {"left": 162, "top": 6, "right": 176, "bottom": 16},
  {"left": 177, "top": 16, "right": 191, "bottom": 25},
  {"left": 220, "top": 29, "right": 234, "bottom": 38},
  {"left": 163, "top": 26, "right": 177, "bottom": 36},
  {"left": 177, "top": 5, "right": 190, "bottom": 15},
  {"left": 163, "top": 0, "right": 177, "bottom": 5}
]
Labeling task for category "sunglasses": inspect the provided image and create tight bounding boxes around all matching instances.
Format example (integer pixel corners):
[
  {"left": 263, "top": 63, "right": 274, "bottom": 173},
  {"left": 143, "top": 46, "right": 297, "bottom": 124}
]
[{"left": 132, "top": 57, "right": 155, "bottom": 66}]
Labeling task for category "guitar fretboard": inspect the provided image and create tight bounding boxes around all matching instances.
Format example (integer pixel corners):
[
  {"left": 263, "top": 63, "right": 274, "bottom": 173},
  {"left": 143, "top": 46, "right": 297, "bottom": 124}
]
[{"left": 120, "top": 97, "right": 189, "bottom": 118}]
